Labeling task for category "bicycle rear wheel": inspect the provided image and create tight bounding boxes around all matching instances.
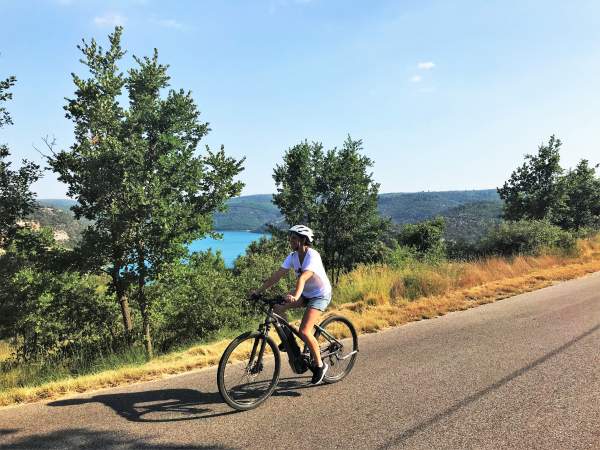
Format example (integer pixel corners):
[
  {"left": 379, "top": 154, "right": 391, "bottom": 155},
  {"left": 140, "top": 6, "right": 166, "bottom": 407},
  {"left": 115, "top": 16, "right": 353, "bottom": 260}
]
[
  {"left": 217, "top": 331, "right": 281, "bottom": 411},
  {"left": 314, "top": 315, "right": 358, "bottom": 383}
]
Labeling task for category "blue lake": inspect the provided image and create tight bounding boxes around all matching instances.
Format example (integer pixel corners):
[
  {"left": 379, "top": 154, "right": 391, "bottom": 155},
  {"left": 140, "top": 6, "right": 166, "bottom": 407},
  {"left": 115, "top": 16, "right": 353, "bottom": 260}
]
[{"left": 188, "top": 231, "right": 269, "bottom": 267}]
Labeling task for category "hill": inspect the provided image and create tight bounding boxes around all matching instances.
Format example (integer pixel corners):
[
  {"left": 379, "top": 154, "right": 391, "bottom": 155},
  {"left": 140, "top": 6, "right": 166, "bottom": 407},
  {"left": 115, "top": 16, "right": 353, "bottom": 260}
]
[
  {"left": 38, "top": 189, "right": 504, "bottom": 240},
  {"left": 212, "top": 195, "right": 280, "bottom": 231},
  {"left": 378, "top": 189, "right": 500, "bottom": 225},
  {"left": 38, "top": 199, "right": 77, "bottom": 211},
  {"left": 440, "top": 201, "right": 503, "bottom": 242},
  {"left": 25, "top": 206, "right": 90, "bottom": 247}
]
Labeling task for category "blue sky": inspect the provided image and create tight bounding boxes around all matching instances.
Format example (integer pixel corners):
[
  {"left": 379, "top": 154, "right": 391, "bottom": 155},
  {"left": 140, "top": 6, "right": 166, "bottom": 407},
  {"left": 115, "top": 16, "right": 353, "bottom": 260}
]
[{"left": 1, "top": 0, "right": 600, "bottom": 198}]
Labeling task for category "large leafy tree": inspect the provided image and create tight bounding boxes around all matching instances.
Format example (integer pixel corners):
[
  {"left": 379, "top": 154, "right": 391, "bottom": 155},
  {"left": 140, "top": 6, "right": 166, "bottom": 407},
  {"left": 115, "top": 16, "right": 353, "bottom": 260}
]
[
  {"left": 497, "top": 135, "right": 564, "bottom": 221},
  {"left": 273, "top": 136, "right": 389, "bottom": 284},
  {"left": 0, "top": 75, "right": 41, "bottom": 246},
  {"left": 554, "top": 159, "right": 600, "bottom": 230},
  {"left": 48, "top": 27, "right": 244, "bottom": 356},
  {"left": 498, "top": 135, "right": 600, "bottom": 232}
]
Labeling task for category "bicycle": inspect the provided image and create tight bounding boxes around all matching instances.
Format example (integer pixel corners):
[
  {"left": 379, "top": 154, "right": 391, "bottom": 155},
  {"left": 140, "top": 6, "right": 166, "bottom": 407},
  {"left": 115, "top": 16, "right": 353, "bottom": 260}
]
[{"left": 217, "top": 294, "right": 359, "bottom": 411}]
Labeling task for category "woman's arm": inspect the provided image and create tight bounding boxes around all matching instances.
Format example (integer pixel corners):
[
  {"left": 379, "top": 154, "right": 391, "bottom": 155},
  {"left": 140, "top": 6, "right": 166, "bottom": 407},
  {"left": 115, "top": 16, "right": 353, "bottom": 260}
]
[
  {"left": 287, "top": 270, "right": 314, "bottom": 301},
  {"left": 255, "top": 267, "right": 289, "bottom": 294}
]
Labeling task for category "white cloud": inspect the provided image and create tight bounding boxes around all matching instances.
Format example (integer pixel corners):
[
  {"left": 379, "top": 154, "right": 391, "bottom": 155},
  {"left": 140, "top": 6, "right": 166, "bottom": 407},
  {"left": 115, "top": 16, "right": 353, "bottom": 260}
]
[
  {"left": 93, "top": 13, "right": 127, "bottom": 27},
  {"left": 410, "top": 75, "right": 422, "bottom": 83},
  {"left": 417, "top": 61, "right": 436, "bottom": 70},
  {"left": 152, "top": 18, "right": 185, "bottom": 30}
]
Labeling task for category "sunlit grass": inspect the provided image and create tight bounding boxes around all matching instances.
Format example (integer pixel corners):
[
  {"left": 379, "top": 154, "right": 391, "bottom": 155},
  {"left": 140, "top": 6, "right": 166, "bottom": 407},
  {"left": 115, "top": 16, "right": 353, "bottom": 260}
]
[
  {"left": 0, "top": 341, "right": 13, "bottom": 363},
  {"left": 1, "top": 235, "right": 600, "bottom": 407}
]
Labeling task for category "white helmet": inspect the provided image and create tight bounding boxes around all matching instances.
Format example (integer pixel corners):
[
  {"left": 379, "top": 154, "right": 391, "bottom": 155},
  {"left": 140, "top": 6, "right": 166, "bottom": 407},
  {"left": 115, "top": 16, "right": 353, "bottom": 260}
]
[{"left": 288, "top": 224, "right": 314, "bottom": 244}]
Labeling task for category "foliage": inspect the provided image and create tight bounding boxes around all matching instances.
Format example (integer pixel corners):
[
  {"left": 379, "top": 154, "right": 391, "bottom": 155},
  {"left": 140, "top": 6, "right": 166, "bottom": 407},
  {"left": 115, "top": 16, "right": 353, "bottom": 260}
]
[
  {"left": 0, "top": 75, "right": 17, "bottom": 128},
  {"left": 498, "top": 135, "right": 600, "bottom": 234},
  {"left": 480, "top": 220, "right": 577, "bottom": 256},
  {"left": 553, "top": 160, "right": 600, "bottom": 231},
  {"left": 273, "top": 137, "right": 390, "bottom": 283},
  {"left": 383, "top": 244, "right": 418, "bottom": 269},
  {"left": 46, "top": 27, "right": 244, "bottom": 356},
  {"left": 395, "top": 217, "right": 447, "bottom": 263},
  {"left": 0, "top": 228, "right": 120, "bottom": 362},
  {"left": 233, "top": 234, "right": 294, "bottom": 296},
  {"left": 148, "top": 252, "right": 247, "bottom": 351},
  {"left": 0, "top": 76, "right": 42, "bottom": 246},
  {"left": 498, "top": 135, "right": 564, "bottom": 221}
]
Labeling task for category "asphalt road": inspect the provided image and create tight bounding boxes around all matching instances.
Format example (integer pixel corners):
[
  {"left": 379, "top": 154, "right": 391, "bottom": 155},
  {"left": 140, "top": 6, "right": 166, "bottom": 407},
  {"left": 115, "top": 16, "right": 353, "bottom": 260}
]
[{"left": 1, "top": 272, "right": 599, "bottom": 449}]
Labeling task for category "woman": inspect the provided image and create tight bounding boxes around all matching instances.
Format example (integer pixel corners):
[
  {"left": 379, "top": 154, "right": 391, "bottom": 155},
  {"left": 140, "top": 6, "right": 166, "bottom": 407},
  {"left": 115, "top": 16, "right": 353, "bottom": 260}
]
[{"left": 252, "top": 225, "right": 332, "bottom": 384}]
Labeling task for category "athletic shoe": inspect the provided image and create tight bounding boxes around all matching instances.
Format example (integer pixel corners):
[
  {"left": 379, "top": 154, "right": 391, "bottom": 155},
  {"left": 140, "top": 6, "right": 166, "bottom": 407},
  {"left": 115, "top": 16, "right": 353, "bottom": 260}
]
[{"left": 311, "top": 363, "right": 328, "bottom": 384}]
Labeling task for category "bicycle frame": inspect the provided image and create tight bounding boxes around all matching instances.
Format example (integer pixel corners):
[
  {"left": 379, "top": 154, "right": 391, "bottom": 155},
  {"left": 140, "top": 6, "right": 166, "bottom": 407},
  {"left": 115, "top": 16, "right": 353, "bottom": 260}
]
[{"left": 254, "top": 299, "right": 348, "bottom": 374}]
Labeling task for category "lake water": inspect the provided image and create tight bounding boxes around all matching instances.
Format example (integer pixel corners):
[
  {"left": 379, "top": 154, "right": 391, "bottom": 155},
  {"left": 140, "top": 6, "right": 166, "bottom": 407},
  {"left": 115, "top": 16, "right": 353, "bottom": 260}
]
[{"left": 188, "top": 231, "right": 268, "bottom": 267}]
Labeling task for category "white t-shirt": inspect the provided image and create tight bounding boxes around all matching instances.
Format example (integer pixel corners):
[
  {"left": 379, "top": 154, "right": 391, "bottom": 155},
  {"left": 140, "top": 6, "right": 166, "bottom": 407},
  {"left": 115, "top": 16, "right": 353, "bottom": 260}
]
[{"left": 281, "top": 248, "right": 332, "bottom": 299}]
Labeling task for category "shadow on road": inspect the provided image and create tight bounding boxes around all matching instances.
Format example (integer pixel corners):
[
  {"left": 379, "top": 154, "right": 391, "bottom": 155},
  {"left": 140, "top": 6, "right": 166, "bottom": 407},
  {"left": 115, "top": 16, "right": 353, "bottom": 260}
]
[
  {"left": 378, "top": 322, "right": 600, "bottom": 449},
  {"left": 49, "top": 388, "right": 235, "bottom": 423},
  {"left": 47, "top": 376, "right": 315, "bottom": 423},
  {"left": 0, "top": 429, "right": 19, "bottom": 437},
  {"left": 0, "top": 428, "right": 234, "bottom": 449}
]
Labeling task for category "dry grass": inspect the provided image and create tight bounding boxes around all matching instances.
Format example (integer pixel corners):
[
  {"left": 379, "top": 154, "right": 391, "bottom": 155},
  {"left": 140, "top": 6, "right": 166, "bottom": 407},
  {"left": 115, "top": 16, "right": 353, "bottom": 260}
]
[
  {"left": 2, "top": 235, "right": 600, "bottom": 408},
  {"left": 0, "top": 341, "right": 13, "bottom": 363},
  {"left": 330, "top": 235, "right": 600, "bottom": 335}
]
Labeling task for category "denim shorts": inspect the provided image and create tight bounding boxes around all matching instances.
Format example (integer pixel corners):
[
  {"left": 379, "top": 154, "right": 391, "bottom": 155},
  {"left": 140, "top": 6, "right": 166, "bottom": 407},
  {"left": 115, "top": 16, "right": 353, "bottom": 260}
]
[{"left": 301, "top": 292, "right": 332, "bottom": 312}]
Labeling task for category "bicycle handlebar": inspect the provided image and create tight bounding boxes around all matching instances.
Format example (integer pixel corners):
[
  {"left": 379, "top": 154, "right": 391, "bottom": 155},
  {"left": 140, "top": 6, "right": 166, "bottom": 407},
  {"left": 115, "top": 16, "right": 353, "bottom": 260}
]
[{"left": 248, "top": 293, "right": 286, "bottom": 306}]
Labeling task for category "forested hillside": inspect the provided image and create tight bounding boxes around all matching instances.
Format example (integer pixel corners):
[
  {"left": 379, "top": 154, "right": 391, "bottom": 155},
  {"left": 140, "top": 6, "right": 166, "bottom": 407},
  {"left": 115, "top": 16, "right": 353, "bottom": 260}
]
[
  {"left": 440, "top": 201, "right": 503, "bottom": 242},
  {"left": 26, "top": 207, "right": 89, "bottom": 246},
  {"left": 39, "top": 189, "right": 503, "bottom": 239},
  {"left": 378, "top": 189, "right": 500, "bottom": 224},
  {"left": 212, "top": 195, "right": 281, "bottom": 230}
]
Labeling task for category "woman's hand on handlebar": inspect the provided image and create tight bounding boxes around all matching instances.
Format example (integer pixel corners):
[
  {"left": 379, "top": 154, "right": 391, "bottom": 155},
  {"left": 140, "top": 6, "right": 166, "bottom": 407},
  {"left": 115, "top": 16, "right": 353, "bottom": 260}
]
[
  {"left": 284, "top": 293, "right": 297, "bottom": 303},
  {"left": 248, "top": 290, "right": 262, "bottom": 300}
]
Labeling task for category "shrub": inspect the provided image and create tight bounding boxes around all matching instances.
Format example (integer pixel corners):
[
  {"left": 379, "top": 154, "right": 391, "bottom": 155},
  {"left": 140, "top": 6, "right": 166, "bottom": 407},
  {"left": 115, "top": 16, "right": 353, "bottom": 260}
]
[
  {"left": 395, "top": 217, "right": 447, "bottom": 263},
  {"left": 481, "top": 220, "right": 577, "bottom": 256},
  {"left": 149, "top": 251, "right": 247, "bottom": 351},
  {"left": 384, "top": 244, "right": 418, "bottom": 269},
  {"left": 0, "top": 228, "right": 122, "bottom": 362}
]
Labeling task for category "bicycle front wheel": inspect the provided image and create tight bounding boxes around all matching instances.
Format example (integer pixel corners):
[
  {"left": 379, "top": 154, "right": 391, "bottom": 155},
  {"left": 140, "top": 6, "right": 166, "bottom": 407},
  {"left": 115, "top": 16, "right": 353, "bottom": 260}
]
[
  {"left": 217, "top": 331, "right": 281, "bottom": 411},
  {"left": 314, "top": 315, "right": 358, "bottom": 383}
]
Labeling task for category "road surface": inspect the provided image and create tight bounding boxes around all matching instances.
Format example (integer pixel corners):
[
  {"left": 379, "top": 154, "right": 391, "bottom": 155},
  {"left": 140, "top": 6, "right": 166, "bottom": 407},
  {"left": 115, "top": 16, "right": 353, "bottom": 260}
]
[{"left": 1, "top": 272, "right": 599, "bottom": 449}]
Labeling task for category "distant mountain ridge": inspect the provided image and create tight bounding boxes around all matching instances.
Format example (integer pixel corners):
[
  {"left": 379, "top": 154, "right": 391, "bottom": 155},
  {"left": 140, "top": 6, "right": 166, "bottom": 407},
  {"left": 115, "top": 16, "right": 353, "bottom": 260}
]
[{"left": 40, "top": 189, "right": 502, "bottom": 236}]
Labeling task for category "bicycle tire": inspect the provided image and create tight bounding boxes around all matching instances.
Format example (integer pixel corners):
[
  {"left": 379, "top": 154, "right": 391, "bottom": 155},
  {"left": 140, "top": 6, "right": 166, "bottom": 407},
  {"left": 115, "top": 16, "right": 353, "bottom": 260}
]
[
  {"left": 217, "top": 331, "right": 281, "bottom": 411},
  {"left": 314, "top": 315, "right": 358, "bottom": 383}
]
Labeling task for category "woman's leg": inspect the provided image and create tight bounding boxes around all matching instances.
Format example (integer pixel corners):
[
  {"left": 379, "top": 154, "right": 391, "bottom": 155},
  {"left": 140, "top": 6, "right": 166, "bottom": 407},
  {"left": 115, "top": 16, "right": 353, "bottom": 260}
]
[
  {"left": 299, "top": 307, "right": 323, "bottom": 367},
  {"left": 273, "top": 298, "right": 305, "bottom": 320}
]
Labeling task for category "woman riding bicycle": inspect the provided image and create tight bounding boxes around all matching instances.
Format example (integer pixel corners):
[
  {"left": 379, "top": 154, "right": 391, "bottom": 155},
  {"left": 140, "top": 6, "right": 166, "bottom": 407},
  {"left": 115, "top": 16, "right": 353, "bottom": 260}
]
[{"left": 251, "top": 225, "right": 332, "bottom": 384}]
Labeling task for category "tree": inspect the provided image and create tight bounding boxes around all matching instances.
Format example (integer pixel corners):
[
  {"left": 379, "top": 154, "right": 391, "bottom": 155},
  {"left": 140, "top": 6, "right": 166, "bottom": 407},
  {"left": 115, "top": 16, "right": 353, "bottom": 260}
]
[
  {"left": 0, "top": 76, "right": 41, "bottom": 246},
  {"left": 497, "top": 135, "right": 600, "bottom": 232},
  {"left": 0, "top": 228, "right": 120, "bottom": 362},
  {"left": 48, "top": 27, "right": 244, "bottom": 356},
  {"left": 554, "top": 160, "right": 600, "bottom": 231},
  {"left": 273, "top": 141, "right": 322, "bottom": 225},
  {"left": 497, "top": 135, "right": 564, "bottom": 221},
  {"left": 273, "top": 136, "right": 389, "bottom": 284}
]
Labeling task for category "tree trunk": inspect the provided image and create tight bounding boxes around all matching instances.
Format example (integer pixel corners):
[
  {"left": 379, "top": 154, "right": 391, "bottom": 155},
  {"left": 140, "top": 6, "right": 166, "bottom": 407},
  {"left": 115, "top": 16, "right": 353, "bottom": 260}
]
[
  {"left": 112, "top": 265, "right": 133, "bottom": 345},
  {"left": 140, "top": 303, "right": 154, "bottom": 359},
  {"left": 136, "top": 242, "right": 153, "bottom": 358},
  {"left": 118, "top": 293, "right": 133, "bottom": 343}
]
